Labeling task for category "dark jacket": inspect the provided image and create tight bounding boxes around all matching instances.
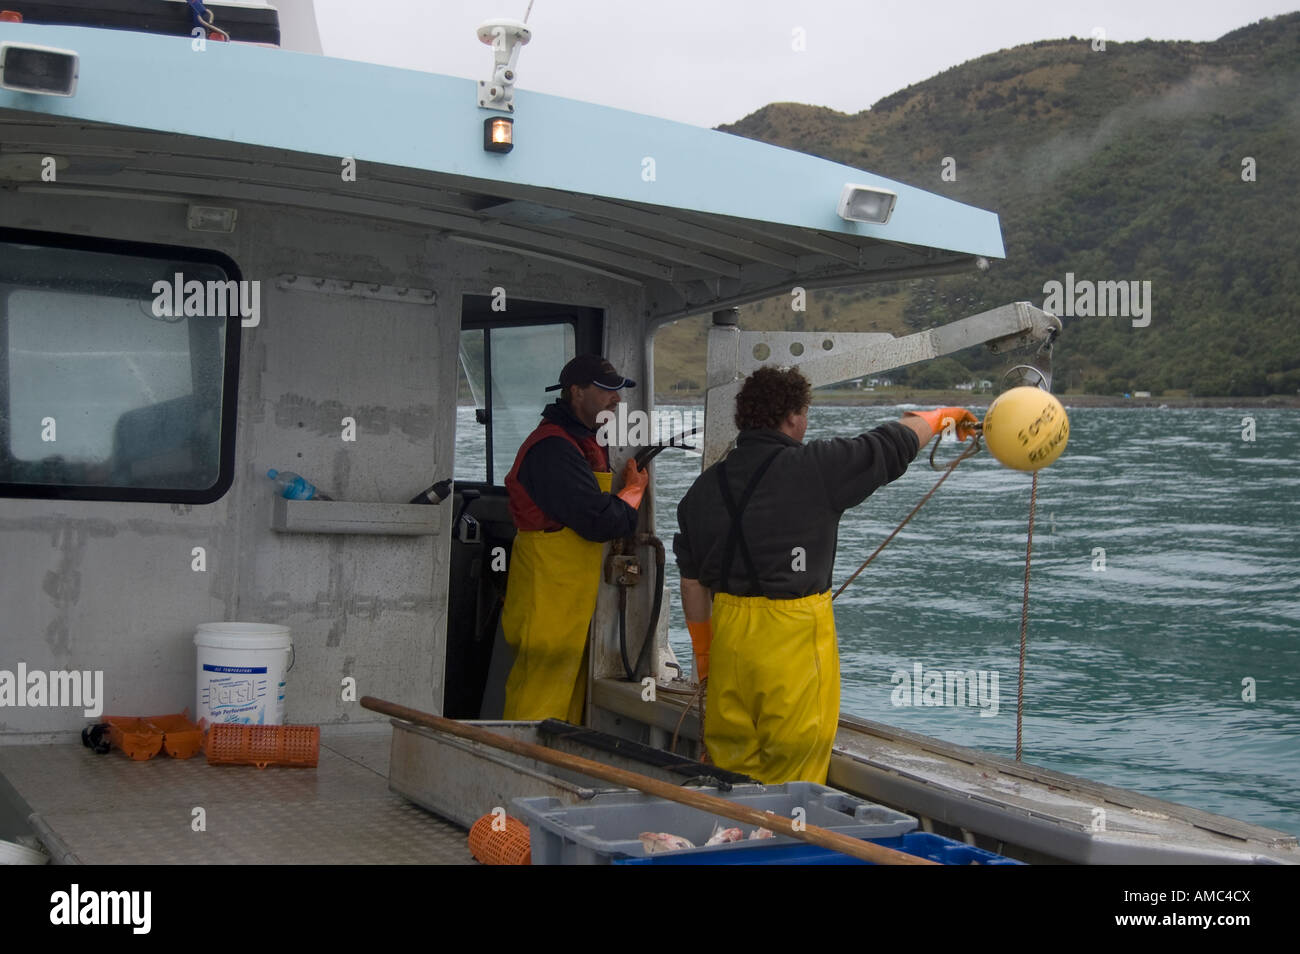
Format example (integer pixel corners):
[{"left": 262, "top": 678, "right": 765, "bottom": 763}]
[
  {"left": 515, "top": 402, "right": 639, "bottom": 542},
  {"left": 674, "top": 422, "right": 918, "bottom": 598}
]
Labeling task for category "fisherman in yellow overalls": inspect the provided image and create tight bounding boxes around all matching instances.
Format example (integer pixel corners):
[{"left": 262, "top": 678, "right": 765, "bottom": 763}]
[
  {"left": 500, "top": 355, "right": 647, "bottom": 722},
  {"left": 674, "top": 366, "right": 976, "bottom": 784}
]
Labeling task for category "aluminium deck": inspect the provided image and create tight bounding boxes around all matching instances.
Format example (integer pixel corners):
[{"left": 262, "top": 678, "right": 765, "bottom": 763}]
[{"left": 0, "top": 725, "right": 473, "bottom": 864}]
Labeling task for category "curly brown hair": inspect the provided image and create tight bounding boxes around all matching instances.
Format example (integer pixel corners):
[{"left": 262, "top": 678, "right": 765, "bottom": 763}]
[{"left": 735, "top": 366, "right": 812, "bottom": 431}]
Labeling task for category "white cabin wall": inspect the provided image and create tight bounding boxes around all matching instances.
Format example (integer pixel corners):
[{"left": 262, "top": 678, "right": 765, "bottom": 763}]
[
  {"left": 228, "top": 206, "right": 454, "bottom": 729},
  {"left": 0, "top": 190, "right": 648, "bottom": 737}
]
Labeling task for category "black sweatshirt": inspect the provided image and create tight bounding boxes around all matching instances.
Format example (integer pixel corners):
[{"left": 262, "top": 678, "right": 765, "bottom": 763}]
[{"left": 674, "top": 422, "right": 919, "bottom": 598}]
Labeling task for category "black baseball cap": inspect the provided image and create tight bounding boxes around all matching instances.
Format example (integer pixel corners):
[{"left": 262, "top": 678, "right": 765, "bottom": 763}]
[{"left": 545, "top": 354, "right": 636, "bottom": 392}]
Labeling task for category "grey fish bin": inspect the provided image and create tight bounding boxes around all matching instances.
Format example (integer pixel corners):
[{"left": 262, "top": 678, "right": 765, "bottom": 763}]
[{"left": 513, "top": 782, "right": 919, "bottom": 865}]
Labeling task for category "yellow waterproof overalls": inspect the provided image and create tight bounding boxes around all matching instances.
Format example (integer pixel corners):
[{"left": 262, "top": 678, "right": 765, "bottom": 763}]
[
  {"left": 500, "top": 469, "right": 612, "bottom": 723},
  {"left": 705, "top": 591, "right": 839, "bottom": 784},
  {"left": 701, "top": 447, "right": 840, "bottom": 784}
]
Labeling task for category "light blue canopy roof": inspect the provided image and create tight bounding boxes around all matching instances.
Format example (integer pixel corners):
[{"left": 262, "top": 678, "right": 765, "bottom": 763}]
[{"left": 0, "top": 22, "right": 1005, "bottom": 321}]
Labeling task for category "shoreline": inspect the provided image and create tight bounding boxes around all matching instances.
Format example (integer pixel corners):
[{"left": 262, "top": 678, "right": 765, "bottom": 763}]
[{"left": 651, "top": 392, "right": 1300, "bottom": 409}]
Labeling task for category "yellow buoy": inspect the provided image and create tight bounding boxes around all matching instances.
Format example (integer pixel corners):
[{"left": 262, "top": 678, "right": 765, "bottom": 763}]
[{"left": 982, "top": 387, "right": 1069, "bottom": 471}]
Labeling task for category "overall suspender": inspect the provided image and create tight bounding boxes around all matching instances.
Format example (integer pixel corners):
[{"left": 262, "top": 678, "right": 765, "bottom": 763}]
[{"left": 716, "top": 448, "right": 785, "bottom": 596}]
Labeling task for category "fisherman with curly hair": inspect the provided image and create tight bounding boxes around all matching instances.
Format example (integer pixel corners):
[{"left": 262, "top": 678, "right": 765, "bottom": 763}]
[{"left": 673, "top": 365, "right": 976, "bottom": 783}]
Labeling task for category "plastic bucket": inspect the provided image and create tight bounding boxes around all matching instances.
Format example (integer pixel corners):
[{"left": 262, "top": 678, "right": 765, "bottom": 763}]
[{"left": 194, "top": 623, "right": 292, "bottom": 727}]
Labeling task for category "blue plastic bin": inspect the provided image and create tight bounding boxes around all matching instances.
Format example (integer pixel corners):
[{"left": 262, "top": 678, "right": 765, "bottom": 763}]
[{"left": 612, "top": 831, "right": 1024, "bottom": 865}]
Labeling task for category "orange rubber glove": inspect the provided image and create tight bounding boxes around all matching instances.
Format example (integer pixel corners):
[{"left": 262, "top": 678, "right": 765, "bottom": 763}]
[
  {"left": 903, "top": 406, "right": 979, "bottom": 441},
  {"left": 687, "top": 620, "right": 712, "bottom": 681},
  {"left": 616, "top": 458, "right": 648, "bottom": 510}
]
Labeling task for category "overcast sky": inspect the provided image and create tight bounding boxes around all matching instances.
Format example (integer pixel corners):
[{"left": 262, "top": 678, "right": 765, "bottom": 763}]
[{"left": 310, "top": 0, "right": 1299, "bottom": 128}]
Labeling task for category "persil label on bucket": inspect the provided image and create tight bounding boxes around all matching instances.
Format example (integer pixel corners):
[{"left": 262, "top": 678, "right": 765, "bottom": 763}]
[{"left": 200, "top": 663, "right": 271, "bottom": 722}]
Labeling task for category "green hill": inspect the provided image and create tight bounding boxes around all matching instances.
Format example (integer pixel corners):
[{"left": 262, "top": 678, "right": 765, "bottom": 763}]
[{"left": 654, "top": 14, "right": 1300, "bottom": 398}]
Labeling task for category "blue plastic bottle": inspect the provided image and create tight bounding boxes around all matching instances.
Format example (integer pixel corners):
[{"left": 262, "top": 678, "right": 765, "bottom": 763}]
[{"left": 267, "top": 469, "right": 323, "bottom": 500}]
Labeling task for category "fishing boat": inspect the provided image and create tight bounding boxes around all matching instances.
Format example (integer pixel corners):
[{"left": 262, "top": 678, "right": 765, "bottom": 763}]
[{"left": 0, "top": 2, "right": 1294, "bottom": 866}]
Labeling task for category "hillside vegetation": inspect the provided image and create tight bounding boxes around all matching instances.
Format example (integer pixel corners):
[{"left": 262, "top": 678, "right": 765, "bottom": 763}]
[{"left": 654, "top": 14, "right": 1300, "bottom": 398}]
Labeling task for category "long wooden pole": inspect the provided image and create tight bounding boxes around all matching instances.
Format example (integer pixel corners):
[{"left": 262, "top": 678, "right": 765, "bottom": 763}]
[{"left": 362, "top": 696, "right": 935, "bottom": 866}]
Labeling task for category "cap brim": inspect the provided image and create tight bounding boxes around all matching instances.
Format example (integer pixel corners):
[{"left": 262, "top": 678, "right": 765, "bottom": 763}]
[{"left": 592, "top": 376, "right": 635, "bottom": 390}]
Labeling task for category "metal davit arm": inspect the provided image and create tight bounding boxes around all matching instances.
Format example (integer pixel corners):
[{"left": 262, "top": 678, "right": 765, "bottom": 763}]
[{"left": 702, "top": 302, "right": 1063, "bottom": 468}]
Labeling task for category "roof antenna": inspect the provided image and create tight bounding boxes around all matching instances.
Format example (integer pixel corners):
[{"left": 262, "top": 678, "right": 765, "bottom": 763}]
[{"left": 476, "top": 12, "right": 532, "bottom": 112}]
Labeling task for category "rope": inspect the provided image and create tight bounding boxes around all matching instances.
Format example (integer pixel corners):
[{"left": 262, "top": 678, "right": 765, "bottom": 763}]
[
  {"left": 824, "top": 427, "right": 1041, "bottom": 759},
  {"left": 670, "top": 679, "right": 708, "bottom": 762},
  {"left": 1016, "top": 470, "right": 1038, "bottom": 761},
  {"left": 832, "top": 435, "right": 982, "bottom": 601}
]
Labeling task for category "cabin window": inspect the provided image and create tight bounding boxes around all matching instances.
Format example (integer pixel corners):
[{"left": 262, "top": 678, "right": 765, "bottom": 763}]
[
  {"left": 0, "top": 230, "right": 240, "bottom": 503},
  {"left": 455, "top": 322, "right": 575, "bottom": 484},
  {"left": 455, "top": 297, "right": 605, "bottom": 487}
]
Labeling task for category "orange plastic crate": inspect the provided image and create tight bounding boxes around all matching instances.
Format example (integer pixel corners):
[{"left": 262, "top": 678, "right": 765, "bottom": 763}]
[
  {"left": 147, "top": 712, "right": 203, "bottom": 759},
  {"left": 205, "top": 724, "right": 319, "bottom": 769},
  {"left": 104, "top": 716, "right": 164, "bottom": 761},
  {"left": 98, "top": 711, "right": 204, "bottom": 761}
]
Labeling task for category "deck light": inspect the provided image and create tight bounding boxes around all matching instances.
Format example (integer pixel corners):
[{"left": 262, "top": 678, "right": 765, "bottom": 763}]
[
  {"left": 0, "top": 43, "right": 78, "bottom": 96},
  {"left": 484, "top": 116, "right": 514, "bottom": 154},
  {"left": 837, "top": 184, "right": 897, "bottom": 225}
]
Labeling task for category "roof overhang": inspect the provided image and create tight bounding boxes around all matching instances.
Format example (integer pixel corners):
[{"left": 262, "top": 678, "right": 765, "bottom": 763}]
[{"left": 0, "top": 23, "right": 1005, "bottom": 323}]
